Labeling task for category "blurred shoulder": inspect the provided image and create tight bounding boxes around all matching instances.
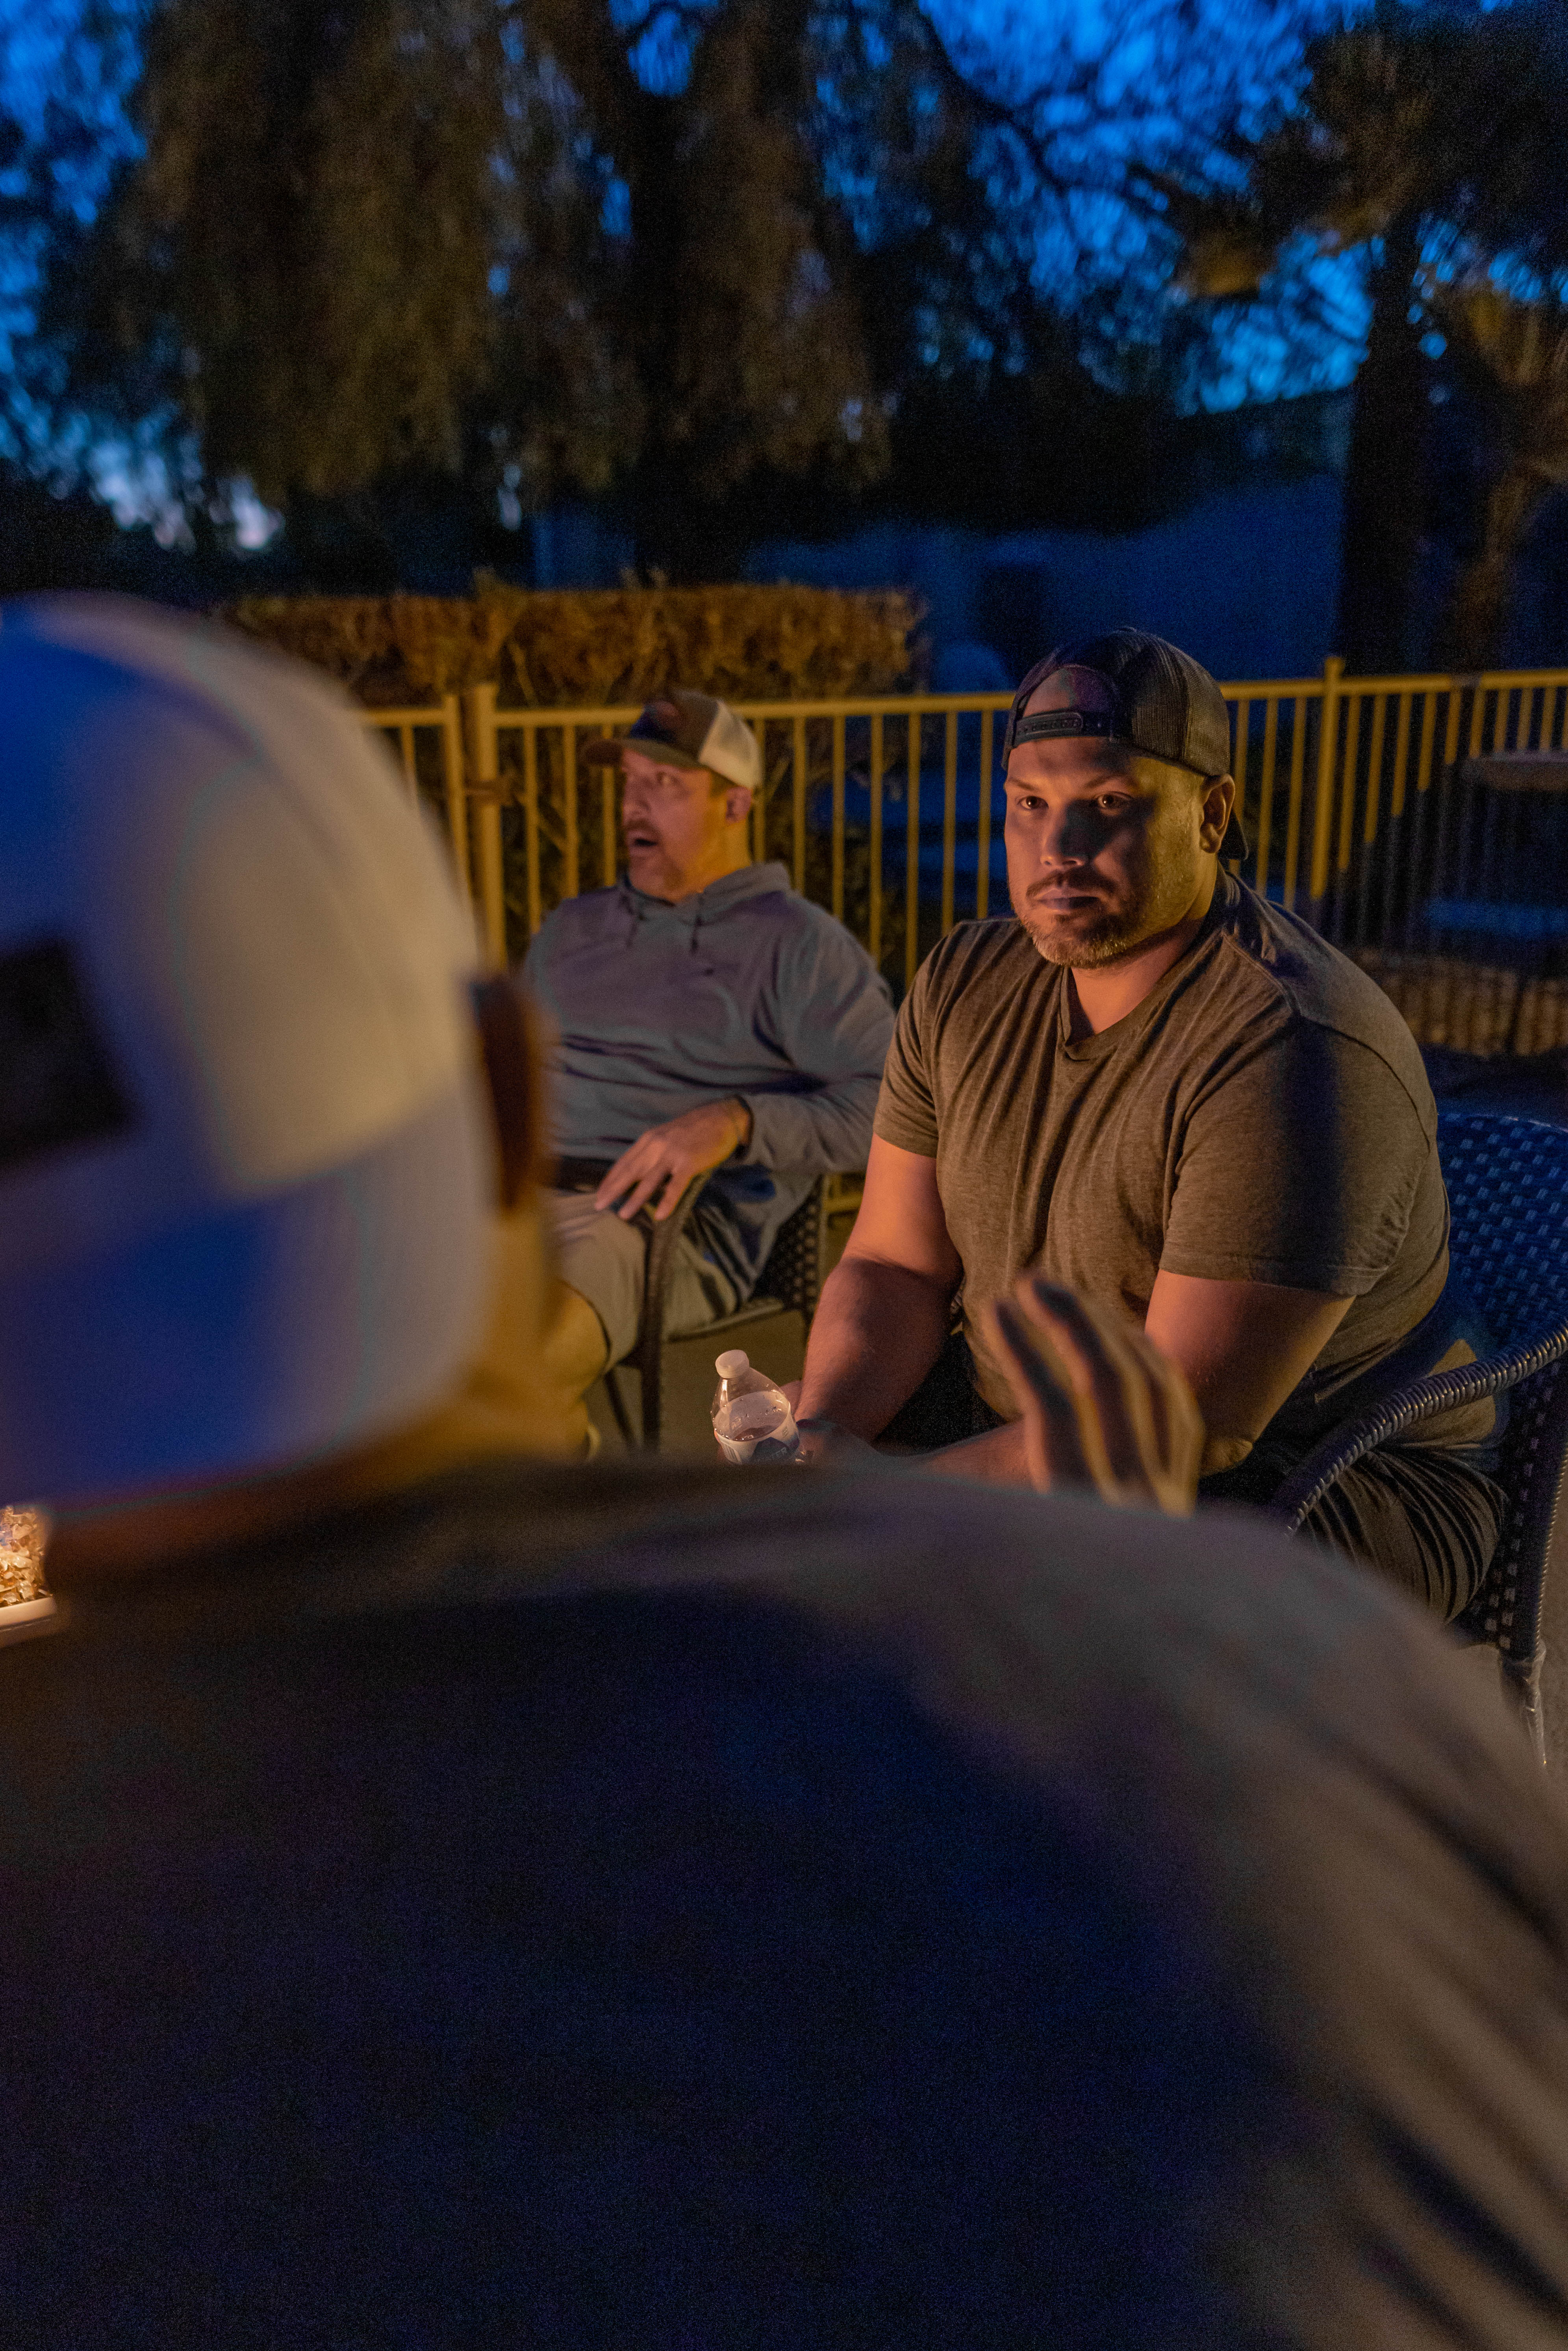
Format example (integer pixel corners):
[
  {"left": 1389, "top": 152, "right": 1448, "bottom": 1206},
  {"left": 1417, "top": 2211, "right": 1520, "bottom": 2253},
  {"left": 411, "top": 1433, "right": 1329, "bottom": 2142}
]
[{"left": 523, "top": 885, "right": 627, "bottom": 963}]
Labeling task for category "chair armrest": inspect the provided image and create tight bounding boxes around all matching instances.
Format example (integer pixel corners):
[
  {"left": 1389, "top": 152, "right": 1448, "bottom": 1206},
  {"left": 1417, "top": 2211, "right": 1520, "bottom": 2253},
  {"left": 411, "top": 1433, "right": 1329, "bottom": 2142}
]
[
  {"left": 1268, "top": 1327, "right": 1568, "bottom": 1533},
  {"left": 637, "top": 1168, "right": 843, "bottom": 1390},
  {"left": 552, "top": 1158, "right": 710, "bottom": 1367},
  {"left": 638, "top": 1175, "right": 710, "bottom": 1354}
]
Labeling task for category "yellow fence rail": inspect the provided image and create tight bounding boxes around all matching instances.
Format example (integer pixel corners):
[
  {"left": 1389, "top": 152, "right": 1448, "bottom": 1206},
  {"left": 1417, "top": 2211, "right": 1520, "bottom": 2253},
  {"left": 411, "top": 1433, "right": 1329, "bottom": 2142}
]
[{"left": 362, "top": 660, "right": 1568, "bottom": 986}]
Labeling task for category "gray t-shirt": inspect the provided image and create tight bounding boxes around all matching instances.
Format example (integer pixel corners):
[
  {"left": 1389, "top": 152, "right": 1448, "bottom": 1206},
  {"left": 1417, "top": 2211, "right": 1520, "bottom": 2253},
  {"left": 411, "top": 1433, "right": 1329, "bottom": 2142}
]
[{"left": 875, "top": 874, "right": 1481, "bottom": 1442}]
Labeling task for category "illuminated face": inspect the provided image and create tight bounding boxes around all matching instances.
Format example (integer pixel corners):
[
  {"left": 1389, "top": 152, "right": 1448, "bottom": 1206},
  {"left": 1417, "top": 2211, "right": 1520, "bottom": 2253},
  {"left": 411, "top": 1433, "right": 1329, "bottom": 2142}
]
[
  {"left": 619, "top": 747, "right": 740, "bottom": 902},
  {"left": 1003, "top": 670, "right": 1221, "bottom": 966}
]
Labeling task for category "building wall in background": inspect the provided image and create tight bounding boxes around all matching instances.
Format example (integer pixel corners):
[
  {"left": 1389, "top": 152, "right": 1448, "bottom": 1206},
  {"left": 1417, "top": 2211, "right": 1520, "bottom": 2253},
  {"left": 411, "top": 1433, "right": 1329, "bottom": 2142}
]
[{"left": 745, "top": 478, "right": 1346, "bottom": 687}]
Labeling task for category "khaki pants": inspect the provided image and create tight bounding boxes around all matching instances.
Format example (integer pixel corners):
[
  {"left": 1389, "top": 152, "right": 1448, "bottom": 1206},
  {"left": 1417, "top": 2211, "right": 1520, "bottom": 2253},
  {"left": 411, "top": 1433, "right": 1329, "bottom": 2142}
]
[{"left": 547, "top": 1188, "right": 739, "bottom": 1370}]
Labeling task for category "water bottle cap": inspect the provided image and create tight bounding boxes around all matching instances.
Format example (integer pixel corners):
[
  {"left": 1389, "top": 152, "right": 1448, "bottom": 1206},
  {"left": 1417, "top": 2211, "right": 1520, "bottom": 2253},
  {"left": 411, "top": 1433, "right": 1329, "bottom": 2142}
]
[{"left": 715, "top": 1350, "right": 751, "bottom": 1378}]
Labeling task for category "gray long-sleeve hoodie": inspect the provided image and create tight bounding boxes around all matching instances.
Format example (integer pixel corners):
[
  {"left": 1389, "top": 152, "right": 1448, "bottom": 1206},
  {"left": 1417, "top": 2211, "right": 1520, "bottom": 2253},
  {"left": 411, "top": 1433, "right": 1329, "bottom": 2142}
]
[{"left": 521, "top": 861, "right": 895, "bottom": 1297}]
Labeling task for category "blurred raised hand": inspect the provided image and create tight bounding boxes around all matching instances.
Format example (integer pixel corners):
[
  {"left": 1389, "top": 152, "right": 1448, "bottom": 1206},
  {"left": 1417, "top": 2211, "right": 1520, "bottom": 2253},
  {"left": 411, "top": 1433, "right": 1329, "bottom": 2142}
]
[{"left": 989, "top": 1276, "right": 1204, "bottom": 1515}]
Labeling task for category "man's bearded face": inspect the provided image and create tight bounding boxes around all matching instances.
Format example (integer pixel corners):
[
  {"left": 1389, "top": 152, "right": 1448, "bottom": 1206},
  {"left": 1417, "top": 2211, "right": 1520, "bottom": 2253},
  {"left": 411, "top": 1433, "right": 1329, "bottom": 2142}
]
[{"left": 1003, "top": 672, "right": 1213, "bottom": 968}]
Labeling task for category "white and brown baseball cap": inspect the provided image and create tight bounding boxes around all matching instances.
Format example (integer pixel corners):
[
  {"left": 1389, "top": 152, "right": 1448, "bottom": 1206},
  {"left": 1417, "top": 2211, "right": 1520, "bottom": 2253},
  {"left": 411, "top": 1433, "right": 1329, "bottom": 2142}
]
[
  {"left": 0, "top": 594, "right": 493, "bottom": 1507},
  {"left": 582, "top": 690, "right": 762, "bottom": 795}
]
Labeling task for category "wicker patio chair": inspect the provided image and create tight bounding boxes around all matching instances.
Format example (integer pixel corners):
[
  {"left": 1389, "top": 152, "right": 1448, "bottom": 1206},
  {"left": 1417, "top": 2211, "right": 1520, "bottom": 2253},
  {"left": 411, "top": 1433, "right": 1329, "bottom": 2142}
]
[
  {"left": 1269, "top": 1111, "right": 1568, "bottom": 1763},
  {"left": 552, "top": 1163, "right": 832, "bottom": 1453}
]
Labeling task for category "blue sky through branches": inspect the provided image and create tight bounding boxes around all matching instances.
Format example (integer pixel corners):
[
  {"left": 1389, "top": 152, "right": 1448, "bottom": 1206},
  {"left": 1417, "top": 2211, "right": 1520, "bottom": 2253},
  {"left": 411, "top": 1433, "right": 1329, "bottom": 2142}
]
[{"left": 0, "top": 0, "right": 1375, "bottom": 528}]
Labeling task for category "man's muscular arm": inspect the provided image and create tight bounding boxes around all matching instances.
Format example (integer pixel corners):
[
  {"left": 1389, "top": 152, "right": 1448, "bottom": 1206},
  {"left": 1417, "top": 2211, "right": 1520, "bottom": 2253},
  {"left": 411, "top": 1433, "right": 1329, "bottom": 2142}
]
[
  {"left": 1144, "top": 1270, "right": 1351, "bottom": 1476},
  {"left": 800, "top": 1153, "right": 1351, "bottom": 1479},
  {"left": 794, "top": 1137, "right": 961, "bottom": 1443},
  {"left": 927, "top": 1272, "right": 1351, "bottom": 1488}
]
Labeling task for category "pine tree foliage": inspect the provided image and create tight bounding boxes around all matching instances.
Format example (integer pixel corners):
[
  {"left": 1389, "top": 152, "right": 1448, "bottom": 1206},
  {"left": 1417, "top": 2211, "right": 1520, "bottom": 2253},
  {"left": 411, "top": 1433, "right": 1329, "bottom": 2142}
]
[
  {"left": 642, "top": 2, "right": 884, "bottom": 495},
  {"left": 492, "top": 0, "right": 1083, "bottom": 558},
  {"left": 1149, "top": 7, "right": 1546, "bottom": 298},
  {"left": 493, "top": 0, "right": 891, "bottom": 519},
  {"left": 72, "top": 0, "right": 1143, "bottom": 566},
  {"left": 98, "top": 0, "right": 508, "bottom": 502},
  {"left": 1433, "top": 282, "right": 1568, "bottom": 665},
  {"left": 1133, "top": 0, "right": 1565, "bottom": 669},
  {"left": 77, "top": 0, "right": 1025, "bottom": 541}
]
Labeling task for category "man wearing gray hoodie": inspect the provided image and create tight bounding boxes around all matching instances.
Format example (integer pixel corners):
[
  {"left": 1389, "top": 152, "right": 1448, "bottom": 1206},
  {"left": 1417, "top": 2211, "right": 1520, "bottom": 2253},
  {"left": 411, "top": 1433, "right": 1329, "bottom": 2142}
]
[{"left": 522, "top": 690, "right": 894, "bottom": 1410}]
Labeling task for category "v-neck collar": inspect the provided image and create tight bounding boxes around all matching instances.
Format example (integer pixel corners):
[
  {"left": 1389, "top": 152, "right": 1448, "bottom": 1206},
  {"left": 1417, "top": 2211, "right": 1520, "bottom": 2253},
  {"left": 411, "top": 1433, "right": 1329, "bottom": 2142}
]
[{"left": 1053, "top": 876, "right": 1232, "bottom": 1063}]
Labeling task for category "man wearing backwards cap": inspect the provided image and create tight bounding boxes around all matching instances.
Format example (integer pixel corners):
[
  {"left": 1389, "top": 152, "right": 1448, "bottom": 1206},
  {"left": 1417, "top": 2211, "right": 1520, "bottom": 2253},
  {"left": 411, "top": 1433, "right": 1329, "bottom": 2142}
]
[
  {"left": 797, "top": 627, "right": 1501, "bottom": 1619},
  {"left": 524, "top": 686, "right": 893, "bottom": 1416},
  {"left": 2, "top": 598, "right": 1568, "bottom": 2346}
]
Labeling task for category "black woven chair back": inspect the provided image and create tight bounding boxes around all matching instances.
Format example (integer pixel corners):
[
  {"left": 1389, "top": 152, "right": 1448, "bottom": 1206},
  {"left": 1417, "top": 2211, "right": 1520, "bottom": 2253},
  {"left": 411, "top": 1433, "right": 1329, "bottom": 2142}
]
[
  {"left": 1438, "top": 1113, "right": 1568, "bottom": 1669},
  {"left": 747, "top": 1185, "right": 827, "bottom": 1318}
]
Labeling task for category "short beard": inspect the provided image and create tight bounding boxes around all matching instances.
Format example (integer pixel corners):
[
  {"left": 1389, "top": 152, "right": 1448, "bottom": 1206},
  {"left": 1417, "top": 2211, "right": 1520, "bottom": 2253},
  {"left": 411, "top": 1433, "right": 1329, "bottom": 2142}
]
[{"left": 1018, "top": 907, "right": 1145, "bottom": 968}]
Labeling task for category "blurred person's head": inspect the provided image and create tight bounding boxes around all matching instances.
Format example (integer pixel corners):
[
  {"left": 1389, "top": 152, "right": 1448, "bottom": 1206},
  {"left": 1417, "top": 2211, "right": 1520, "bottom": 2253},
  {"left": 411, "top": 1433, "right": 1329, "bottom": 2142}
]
[
  {"left": 584, "top": 690, "right": 759, "bottom": 901},
  {"left": 0, "top": 596, "right": 581, "bottom": 1572},
  {"left": 1001, "top": 630, "right": 1242, "bottom": 968}
]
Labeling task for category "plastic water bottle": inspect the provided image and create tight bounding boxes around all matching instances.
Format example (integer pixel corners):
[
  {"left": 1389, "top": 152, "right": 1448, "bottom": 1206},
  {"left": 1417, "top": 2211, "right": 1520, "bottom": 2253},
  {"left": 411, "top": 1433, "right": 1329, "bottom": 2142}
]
[{"left": 711, "top": 1350, "right": 801, "bottom": 1465}]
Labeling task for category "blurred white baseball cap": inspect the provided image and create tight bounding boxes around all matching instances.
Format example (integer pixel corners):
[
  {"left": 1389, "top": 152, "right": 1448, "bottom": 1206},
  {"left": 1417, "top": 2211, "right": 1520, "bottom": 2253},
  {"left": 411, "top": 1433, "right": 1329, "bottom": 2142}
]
[{"left": 0, "top": 595, "right": 494, "bottom": 1507}]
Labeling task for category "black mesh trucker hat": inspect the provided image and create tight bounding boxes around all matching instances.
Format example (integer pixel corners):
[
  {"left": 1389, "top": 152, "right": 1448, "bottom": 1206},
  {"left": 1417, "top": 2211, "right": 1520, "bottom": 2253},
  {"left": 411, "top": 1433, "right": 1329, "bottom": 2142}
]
[{"left": 1003, "top": 629, "right": 1247, "bottom": 860}]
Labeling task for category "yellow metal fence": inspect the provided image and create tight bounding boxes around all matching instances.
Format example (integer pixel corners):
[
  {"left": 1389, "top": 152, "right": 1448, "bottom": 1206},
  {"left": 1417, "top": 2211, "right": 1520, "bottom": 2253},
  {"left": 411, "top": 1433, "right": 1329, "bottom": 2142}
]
[{"left": 363, "top": 660, "right": 1568, "bottom": 992}]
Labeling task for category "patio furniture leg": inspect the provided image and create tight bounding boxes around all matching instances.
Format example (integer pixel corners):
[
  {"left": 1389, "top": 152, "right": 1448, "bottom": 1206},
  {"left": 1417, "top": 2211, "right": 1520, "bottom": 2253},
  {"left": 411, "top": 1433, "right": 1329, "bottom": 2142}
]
[
  {"left": 1501, "top": 1642, "right": 1548, "bottom": 1766},
  {"left": 603, "top": 1363, "right": 640, "bottom": 1452}
]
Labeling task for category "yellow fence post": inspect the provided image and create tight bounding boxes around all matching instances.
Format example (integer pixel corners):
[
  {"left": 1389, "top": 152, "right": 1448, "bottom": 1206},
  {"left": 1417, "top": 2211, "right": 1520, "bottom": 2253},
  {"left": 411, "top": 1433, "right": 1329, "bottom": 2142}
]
[
  {"left": 976, "top": 708, "right": 994, "bottom": 921},
  {"left": 439, "top": 693, "right": 471, "bottom": 909},
  {"left": 358, "top": 668, "right": 1568, "bottom": 991},
  {"left": 1309, "top": 655, "right": 1344, "bottom": 917},
  {"left": 524, "top": 722, "right": 543, "bottom": 933},
  {"left": 868, "top": 712, "right": 885, "bottom": 967},
  {"left": 463, "top": 682, "right": 507, "bottom": 971},
  {"left": 1335, "top": 692, "right": 1362, "bottom": 882},
  {"left": 1254, "top": 697, "right": 1278, "bottom": 896},
  {"left": 595, "top": 726, "right": 617, "bottom": 890},
  {"left": 751, "top": 722, "right": 767, "bottom": 867},
  {"left": 940, "top": 710, "right": 958, "bottom": 934},
  {"left": 1230, "top": 695, "right": 1249, "bottom": 873},
  {"left": 904, "top": 708, "right": 923, "bottom": 994},
  {"left": 831, "top": 711, "right": 846, "bottom": 923}
]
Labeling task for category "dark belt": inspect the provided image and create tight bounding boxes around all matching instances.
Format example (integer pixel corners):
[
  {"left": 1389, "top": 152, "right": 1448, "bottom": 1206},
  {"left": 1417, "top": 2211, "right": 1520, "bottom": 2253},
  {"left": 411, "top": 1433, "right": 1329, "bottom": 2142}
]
[{"left": 552, "top": 1157, "right": 616, "bottom": 1194}]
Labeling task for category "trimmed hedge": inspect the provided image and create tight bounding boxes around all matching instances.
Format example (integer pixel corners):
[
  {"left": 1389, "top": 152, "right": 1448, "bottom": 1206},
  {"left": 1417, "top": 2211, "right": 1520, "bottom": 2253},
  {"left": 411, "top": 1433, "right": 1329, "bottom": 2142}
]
[{"left": 222, "top": 578, "right": 922, "bottom": 707}]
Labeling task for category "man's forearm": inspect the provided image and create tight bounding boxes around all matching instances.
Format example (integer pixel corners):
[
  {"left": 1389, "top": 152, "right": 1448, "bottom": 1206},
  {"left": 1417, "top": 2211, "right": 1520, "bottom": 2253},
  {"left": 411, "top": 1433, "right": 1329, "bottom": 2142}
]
[
  {"left": 796, "top": 1255, "right": 953, "bottom": 1441},
  {"left": 739, "top": 1072, "right": 884, "bottom": 1177},
  {"left": 921, "top": 1419, "right": 1031, "bottom": 1484}
]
